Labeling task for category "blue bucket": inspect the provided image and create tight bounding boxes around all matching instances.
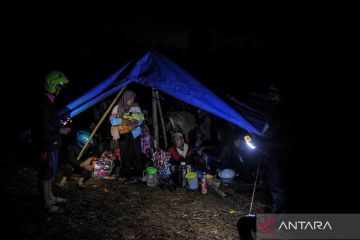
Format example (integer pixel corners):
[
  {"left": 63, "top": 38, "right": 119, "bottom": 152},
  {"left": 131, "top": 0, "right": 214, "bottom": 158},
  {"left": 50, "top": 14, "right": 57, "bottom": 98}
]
[{"left": 185, "top": 172, "right": 198, "bottom": 190}]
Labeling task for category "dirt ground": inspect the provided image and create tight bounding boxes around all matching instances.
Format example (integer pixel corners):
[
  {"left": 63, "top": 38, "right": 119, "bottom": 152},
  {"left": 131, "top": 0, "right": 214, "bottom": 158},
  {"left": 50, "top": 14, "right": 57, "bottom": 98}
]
[{"left": 1, "top": 164, "right": 271, "bottom": 240}]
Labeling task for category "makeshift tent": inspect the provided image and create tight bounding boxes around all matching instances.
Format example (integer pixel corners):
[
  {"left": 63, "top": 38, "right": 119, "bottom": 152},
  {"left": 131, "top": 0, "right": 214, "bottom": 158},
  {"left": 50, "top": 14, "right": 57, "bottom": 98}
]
[
  {"left": 222, "top": 91, "right": 274, "bottom": 135},
  {"left": 59, "top": 50, "right": 263, "bottom": 136}
]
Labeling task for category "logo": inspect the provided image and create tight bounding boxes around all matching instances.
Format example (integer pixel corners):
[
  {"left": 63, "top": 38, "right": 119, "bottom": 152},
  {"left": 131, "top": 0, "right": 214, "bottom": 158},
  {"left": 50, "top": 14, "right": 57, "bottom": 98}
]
[
  {"left": 258, "top": 216, "right": 277, "bottom": 236},
  {"left": 279, "top": 221, "right": 332, "bottom": 230},
  {"left": 257, "top": 214, "right": 347, "bottom": 239}
]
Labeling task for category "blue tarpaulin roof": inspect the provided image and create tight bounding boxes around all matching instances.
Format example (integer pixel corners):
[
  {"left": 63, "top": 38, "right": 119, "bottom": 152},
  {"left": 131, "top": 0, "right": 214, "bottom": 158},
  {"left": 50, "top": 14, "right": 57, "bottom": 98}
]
[{"left": 60, "top": 50, "right": 263, "bottom": 135}]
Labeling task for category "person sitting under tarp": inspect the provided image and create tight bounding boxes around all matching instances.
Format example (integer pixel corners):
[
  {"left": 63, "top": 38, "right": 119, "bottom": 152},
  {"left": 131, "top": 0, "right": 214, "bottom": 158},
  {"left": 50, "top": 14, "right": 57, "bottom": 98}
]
[
  {"left": 196, "top": 129, "right": 257, "bottom": 183},
  {"left": 168, "top": 132, "right": 194, "bottom": 164},
  {"left": 218, "top": 134, "right": 257, "bottom": 183},
  {"left": 57, "top": 130, "right": 99, "bottom": 188}
]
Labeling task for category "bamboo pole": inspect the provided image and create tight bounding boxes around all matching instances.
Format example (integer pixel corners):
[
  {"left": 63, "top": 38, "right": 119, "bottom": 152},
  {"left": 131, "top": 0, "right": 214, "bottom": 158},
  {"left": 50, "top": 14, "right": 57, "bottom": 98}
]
[
  {"left": 156, "top": 90, "right": 168, "bottom": 149},
  {"left": 77, "top": 86, "right": 127, "bottom": 160},
  {"left": 152, "top": 88, "right": 159, "bottom": 148}
]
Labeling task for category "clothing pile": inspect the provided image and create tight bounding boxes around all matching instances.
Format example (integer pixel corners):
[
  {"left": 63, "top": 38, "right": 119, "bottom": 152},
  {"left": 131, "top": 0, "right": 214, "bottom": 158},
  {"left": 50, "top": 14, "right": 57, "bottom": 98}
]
[
  {"left": 92, "top": 151, "right": 117, "bottom": 177},
  {"left": 151, "top": 149, "right": 171, "bottom": 179}
]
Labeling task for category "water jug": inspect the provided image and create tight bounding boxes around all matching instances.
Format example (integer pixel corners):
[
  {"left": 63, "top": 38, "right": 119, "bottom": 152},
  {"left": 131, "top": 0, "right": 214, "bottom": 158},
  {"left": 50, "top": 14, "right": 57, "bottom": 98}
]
[
  {"left": 178, "top": 161, "right": 187, "bottom": 188},
  {"left": 143, "top": 167, "right": 158, "bottom": 187}
]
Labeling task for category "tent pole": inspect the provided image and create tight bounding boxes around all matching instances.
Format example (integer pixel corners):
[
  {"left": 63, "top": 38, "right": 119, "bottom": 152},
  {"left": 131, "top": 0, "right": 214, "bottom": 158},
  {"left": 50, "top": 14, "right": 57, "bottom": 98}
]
[
  {"left": 77, "top": 86, "right": 127, "bottom": 160},
  {"left": 152, "top": 88, "right": 159, "bottom": 148},
  {"left": 248, "top": 158, "right": 261, "bottom": 214},
  {"left": 156, "top": 90, "right": 168, "bottom": 149}
]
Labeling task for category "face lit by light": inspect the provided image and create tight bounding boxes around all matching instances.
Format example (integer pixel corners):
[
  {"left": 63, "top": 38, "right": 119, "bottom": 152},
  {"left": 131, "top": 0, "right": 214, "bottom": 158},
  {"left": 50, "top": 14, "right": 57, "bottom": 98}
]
[
  {"left": 55, "top": 85, "right": 63, "bottom": 96},
  {"left": 126, "top": 97, "right": 134, "bottom": 106},
  {"left": 174, "top": 136, "right": 184, "bottom": 148}
]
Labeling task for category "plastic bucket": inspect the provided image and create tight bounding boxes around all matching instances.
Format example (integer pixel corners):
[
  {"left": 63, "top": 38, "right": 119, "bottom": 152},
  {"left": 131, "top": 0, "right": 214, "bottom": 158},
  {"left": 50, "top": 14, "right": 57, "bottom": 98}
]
[
  {"left": 143, "top": 167, "right": 158, "bottom": 187},
  {"left": 146, "top": 173, "right": 157, "bottom": 187},
  {"left": 146, "top": 167, "right": 157, "bottom": 175},
  {"left": 185, "top": 172, "right": 198, "bottom": 190}
]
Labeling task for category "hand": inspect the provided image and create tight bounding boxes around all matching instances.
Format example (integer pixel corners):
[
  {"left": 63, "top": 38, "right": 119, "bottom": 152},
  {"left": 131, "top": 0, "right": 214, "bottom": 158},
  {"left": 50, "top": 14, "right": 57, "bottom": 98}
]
[
  {"left": 80, "top": 162, "right": 94, "bottom": 172},
  {"left": 83, "top": 157, "right": 95, "bottom": 166},
  {"left": 59, "top": 127, "right": 71, "bottom": 135}
]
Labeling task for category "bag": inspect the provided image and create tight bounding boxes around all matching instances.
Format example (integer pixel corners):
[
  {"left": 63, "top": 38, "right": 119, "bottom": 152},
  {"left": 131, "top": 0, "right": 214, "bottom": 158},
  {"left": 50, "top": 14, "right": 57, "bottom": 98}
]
[{"left": 92, "top": 151, "right": 117, "bottom": 177}]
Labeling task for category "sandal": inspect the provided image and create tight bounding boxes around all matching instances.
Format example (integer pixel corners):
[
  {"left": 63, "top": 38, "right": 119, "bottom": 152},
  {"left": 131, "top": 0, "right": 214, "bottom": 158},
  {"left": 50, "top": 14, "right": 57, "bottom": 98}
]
[
  {"left": 48, "top": 197, "right": 68, "bottom": 205},
  {"left": 217, "top": 190, "right": 227, "bottom": 197},
  {"left": 56, "top": 182, "right": 66, "bottom": 188},
  {"left": 56, "top": 197, "right": 67, "bottom": 203},
  {"left": 45, "top": 204, "right": 64, "bottom": 213},
  {"left": 56, "top": 178, "right": 67, "bottom": 188}
]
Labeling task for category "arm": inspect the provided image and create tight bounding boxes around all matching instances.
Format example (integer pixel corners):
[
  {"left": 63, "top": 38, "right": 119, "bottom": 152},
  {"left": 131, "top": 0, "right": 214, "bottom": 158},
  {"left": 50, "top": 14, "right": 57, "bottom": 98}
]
[
  {"left": 109, "top": 105, "right": 123, "bottom": 125},
  {"left": 110, "top": 115, "right": 123, "bottom": 125},
  {"left": 67, "top": 145, "right": 82, "bottom": 168},
  {"left": 80, "top": 157, "right": 96, "bottom": 172}
]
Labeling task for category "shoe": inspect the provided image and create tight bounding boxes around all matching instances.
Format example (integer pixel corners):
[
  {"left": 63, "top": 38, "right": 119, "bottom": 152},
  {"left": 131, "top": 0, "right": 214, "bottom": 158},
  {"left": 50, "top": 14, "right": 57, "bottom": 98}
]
[
  {"left": 124, "top": 178, "right": 138, "bottom": 184},
  {"left": 217, "top": 190, "right": 226, "bottom": 197},
  {"left": 77, "top": 178, "right": 86, "bottom": 188},
  {"left": 48, "top": 197, "right": 68, "bottom": 205},
  {"left": 56, "top": 178, "right": 67, "bottom": 188},
  {"left": 45, "top": 204, "right": 64, "bottom": 213},
  {"left": 118, "top": 177, "right": 127, "bottom": 182},
  {"left": 78, "top": 179, "right": 90, "bottom": 188}
]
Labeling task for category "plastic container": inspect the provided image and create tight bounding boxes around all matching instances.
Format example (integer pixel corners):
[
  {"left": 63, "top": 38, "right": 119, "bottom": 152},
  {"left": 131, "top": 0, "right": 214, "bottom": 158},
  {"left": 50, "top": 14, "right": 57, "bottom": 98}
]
[
  {"left": 195, "top": 170, "right": 203, "bottom": 179},
  {"left": 143, "top": 167, "right": 158, "bottom": 187},
  {"left": 178, "top": 162, "right": 187, "bottom": 188},
  {"left": 218, "top": 169, "right": 235, "bottom": 183},
  {"left": 146, "top": 167, "right": 157, "bottom": 175},
  {"left": 185, "top": 172, "right": 198, "bottom": 190},
  {"left": 201, "top": 173, "right": 208, "bottom": 194}
]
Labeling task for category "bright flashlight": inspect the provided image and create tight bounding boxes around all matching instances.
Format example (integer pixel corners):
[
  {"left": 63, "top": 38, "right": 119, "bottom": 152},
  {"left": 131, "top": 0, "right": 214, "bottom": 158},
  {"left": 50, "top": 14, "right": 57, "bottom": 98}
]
[{"left": 244, "top": 135, "right": 256, "bottom": 150}]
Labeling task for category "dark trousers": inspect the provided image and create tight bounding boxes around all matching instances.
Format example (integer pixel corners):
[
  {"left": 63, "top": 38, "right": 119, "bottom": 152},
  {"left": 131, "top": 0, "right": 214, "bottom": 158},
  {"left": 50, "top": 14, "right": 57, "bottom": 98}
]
[
  {"left": 118, "top": 132, "right": 142, "bottom": 179},
  {"left": 267, "top": 155, "right": 287, "bottom": 213},
  {"left": 64, "top": 163, "right": 91, "bottom": 181},
  {"left": 38, "top": 150, "right": 59, "bottom": 180}
]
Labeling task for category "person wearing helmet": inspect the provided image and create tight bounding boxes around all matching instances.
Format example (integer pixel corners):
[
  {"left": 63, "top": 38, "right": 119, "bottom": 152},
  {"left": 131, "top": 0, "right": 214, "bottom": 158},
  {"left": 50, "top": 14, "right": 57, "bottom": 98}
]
[
  {"left": 32, "top": 70, "right": 71, "bottom": 213},
  {"left": 44, "top": 70, "right": 70, "bottom": 96},
  {"left": 57, "top": 130, "right": 98, "bottom": 188}
]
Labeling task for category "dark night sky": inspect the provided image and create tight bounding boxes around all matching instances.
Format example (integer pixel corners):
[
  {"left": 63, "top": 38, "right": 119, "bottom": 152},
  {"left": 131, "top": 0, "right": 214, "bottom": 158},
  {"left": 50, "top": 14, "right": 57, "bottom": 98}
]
[
  {"left": 3, "top": 2, "right": 358, "bottom": 212},
  {"left": 4, "top": 2, "right": 330, "bottom": 108},
  {"left": 5, "top": 2, "right": 334, "bottom": 94},
  {"left": 4, "top": 2, "right": 334, "bottom": 129}
]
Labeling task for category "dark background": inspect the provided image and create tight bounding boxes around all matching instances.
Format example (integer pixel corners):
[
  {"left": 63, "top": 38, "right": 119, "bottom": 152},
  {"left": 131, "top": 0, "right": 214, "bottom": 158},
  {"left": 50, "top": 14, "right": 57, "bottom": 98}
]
[{"left": 2, "top": 2, "right": 357, "bottom": 213}]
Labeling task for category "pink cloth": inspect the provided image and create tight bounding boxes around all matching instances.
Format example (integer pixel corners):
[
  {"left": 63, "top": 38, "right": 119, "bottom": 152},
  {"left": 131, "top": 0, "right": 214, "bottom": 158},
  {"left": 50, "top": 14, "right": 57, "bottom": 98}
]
[{"left": 141, "top": 134, "right": 151, "bottom": 154}]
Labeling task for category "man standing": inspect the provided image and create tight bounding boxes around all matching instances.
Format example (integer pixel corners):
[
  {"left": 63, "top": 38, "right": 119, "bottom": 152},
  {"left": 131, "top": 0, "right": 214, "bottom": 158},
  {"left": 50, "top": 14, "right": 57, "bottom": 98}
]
[
  {"left": 33, "top": 70, "right": 71, "bottom": 213},
  {"left": 264, "top": 85, "right": 292, "bottom": 213}
]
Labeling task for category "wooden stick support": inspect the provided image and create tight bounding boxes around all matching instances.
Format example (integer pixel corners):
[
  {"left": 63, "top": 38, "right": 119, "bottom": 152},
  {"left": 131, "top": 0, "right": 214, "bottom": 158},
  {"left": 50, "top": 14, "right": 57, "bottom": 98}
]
[
  {"left": 156, "top": 90, "right": 168, "bottom": 149},
  {"left": 152, "top": 88, "right": 159, "bottom": 148},
  {"left": 77, "top": 86, "right": 127, "bottom": 160}
]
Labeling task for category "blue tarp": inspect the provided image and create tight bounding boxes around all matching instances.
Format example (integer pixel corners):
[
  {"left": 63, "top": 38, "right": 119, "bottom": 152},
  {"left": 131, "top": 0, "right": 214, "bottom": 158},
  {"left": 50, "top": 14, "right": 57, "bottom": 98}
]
[
  {"left": 223, "top": 93, "right": 273, "bottom": 135},
  {"left": 59, "top": 60, "right": 133, "bottom": 116},
  {"left": 59, "top": 50, "right": 263, "bottom": 136}
]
